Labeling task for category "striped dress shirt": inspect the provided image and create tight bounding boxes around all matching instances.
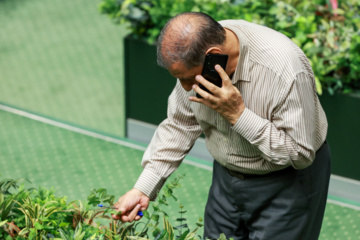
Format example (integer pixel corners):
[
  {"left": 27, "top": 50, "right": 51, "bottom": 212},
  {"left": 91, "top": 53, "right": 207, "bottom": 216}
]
[{"left": 134, "top": 20, "right": 328, "bottom": 200}]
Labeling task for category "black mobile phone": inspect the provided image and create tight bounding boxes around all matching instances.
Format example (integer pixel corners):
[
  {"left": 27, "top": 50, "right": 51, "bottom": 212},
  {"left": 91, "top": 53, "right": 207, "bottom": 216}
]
[{"left": 196, "top": 53, "right": 228, "bottom": 98}]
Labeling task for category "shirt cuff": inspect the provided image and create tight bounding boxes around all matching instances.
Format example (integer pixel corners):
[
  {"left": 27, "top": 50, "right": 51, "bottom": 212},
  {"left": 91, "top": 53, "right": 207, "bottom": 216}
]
[
  {"left": 134, "top": 168, "right": 166, "bottom": 201},
  {"left": 232, "top": 108, "right": 268, "bottom": 142}
]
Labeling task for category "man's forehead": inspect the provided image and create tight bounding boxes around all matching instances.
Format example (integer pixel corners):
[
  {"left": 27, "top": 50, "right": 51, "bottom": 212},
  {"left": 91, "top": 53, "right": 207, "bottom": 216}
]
[{"left": 168, "top": 62, "right": 202, "bottom": 79}]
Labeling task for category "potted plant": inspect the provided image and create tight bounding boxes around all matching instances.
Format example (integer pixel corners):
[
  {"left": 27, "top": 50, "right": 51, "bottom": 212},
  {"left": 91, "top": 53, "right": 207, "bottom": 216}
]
[{"left": 99, "top": 0, "right": 360, "bottom": 180}]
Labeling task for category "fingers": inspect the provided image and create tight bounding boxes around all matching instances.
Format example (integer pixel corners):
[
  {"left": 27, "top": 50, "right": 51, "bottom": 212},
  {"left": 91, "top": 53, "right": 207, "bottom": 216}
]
[
  {"left": 192, "top": 76, "right": 218, "bottom": 101},
  {"left": 215, "top": 64, "right": 232, "bottom": 87},
  {"left": 111, "top": 205, "right": 142, "bottom": 222},
  {"left": 111, "top": 213, "right": 121, "bottom": 220},
  {"left": 191, "top": 64, "right": 231, "bottom": 100},
  {"left": 111, "top": 205, "right": 124, "bottom": 221},
  {"left": 121, "top": 204, "right": 141, "bottom": 222},
  {"left": 111, "top": 189, "right": 150, "bottom": 222},
  {"left": 139, "top": 198, "right": 150, "bottom": 211}
]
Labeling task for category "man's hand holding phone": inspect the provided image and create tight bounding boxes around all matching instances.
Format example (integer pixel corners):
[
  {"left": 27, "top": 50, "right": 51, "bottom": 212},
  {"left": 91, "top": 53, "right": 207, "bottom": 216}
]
[
  {"left": 190, "top": 64, "right": 246, "bottom": 126},
  {"left": 196, "top": 54, "right": 228, "bottom": 98}
]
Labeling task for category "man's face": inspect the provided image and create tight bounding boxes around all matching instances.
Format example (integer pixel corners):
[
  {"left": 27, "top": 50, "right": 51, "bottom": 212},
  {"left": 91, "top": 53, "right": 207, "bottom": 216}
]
[{"left": 168, "top": 62, "right": 203, "bottom": 92}]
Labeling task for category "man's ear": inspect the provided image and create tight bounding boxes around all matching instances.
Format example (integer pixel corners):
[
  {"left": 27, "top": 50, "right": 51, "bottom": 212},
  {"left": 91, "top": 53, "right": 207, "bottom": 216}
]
[{"left": 205, "top": 47, "right": 222, "bottom": 55}]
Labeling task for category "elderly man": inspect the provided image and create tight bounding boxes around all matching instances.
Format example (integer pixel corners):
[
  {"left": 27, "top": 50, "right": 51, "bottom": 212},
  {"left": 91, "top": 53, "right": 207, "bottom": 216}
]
[{"left": 113, "top": 12, "right": 331, "bottom": 240}]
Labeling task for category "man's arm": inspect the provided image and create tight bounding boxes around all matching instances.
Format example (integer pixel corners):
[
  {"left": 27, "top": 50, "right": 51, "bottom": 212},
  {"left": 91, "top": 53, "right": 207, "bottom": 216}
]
[
  {"left": 231, "top": 71, "right": 323, "bottom": 169},
  {"left": 113, "top": 80, "right": 202, "bottom": 221},
  {"left": 135, "top": 80, "right": 202, "bottom": 199}
]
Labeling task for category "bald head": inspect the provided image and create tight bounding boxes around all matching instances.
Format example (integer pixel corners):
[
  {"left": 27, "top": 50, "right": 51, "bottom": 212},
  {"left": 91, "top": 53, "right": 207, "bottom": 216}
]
[{"left": 157, "top": 12, "right": 226, "bottom": 70}]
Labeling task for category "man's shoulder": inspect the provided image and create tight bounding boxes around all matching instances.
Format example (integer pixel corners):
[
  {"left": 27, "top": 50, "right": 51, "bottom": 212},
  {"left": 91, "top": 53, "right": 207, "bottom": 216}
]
[
  {"left": 220, "top": 19, "right": 297, "bottom": 59},
  {"left": 219, "top": 19, "right": 248, "bottom": 29},
  {"left": 223, "top": 20, "right": 309, "bottom": 80}
]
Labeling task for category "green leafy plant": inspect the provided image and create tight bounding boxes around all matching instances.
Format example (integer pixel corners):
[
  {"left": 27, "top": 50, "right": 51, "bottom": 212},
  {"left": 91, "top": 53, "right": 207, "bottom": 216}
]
[
  {"left": 268, "top": 0, "right": 360, "bottom": 95},
  {"left": 0, "top": 174, "right": 203, "bottom": 240},
  {"left": 57, "top": 222, "right": 101, "bottom": 240},
  {"left": 0, "top": 177, "right": 30, "bottom": 239},
  {"left": 15, "top": 196, "right": 61, "bottom": 239},
  {"left": 98, "top": 0, "right": 271, "bottom": 44},
  {"left": 99, "top": 0, "right": 360, "bottom": 95}
]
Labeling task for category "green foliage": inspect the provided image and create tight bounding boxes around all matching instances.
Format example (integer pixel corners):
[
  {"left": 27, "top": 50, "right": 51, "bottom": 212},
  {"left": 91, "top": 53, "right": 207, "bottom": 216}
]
[
  {"left": 0, "top": 175, "right": 203, "bottom": 240},
  {"left": 268, "top": 0, "right": 360, "bottom": 95},
  {"left": 99, "top": 0, "right": 360, "bottom": 95}
]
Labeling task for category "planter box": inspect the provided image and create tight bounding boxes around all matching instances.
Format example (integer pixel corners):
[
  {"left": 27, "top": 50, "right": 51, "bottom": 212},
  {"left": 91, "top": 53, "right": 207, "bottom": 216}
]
[
  {"left": 124, "top": 36, "right": 360, "bottom": 181},
  {"left": 124, "top": 36, "right": 175, "bottom": 126},
  {"left": 319, "top": 92, "right": 360, "bottom": 181}
]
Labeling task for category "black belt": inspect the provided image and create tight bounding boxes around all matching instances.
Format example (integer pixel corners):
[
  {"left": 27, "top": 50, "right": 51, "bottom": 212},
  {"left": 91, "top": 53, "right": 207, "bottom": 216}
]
[{"left": 227, "top": 166, "right": 293, "bottom": 180}]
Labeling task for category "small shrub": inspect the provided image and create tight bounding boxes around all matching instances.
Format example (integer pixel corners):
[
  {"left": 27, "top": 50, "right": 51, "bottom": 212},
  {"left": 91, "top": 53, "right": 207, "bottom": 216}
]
[
  {"left": 99, "top": 0, "right": 360, "bottom": 95},
  {"left": 0, "top": 175, "right": 203, "bottom": 240}
]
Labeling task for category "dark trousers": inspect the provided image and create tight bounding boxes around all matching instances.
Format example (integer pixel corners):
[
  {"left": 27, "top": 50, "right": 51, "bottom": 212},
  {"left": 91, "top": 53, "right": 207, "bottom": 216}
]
[{"left": 204, "top": 142, "right": 331, "bottom": 240}]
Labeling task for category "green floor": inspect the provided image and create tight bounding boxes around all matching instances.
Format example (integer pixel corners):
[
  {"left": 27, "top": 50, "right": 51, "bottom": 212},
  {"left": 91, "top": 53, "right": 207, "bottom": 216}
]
[
  {"left": 0, "top": 0, "right": 128, "bottom": 137},
  {"left": 1, "top": 107, "right": 359, "bottom": 239},
  {"left": 0, "top": 108, "right": 211, "bottom": 231}
]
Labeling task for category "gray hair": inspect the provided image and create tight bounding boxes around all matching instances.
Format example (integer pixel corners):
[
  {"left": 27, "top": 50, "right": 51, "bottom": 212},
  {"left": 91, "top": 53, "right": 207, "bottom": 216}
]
[{"left": 157, "top": 12, "right": 226, "bottom": 70}]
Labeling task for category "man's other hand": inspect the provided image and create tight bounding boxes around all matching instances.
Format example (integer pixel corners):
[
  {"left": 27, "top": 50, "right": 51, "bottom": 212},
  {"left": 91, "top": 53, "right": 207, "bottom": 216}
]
[{"left": 112, "top": 188, "right": 150, "bottom": 222}]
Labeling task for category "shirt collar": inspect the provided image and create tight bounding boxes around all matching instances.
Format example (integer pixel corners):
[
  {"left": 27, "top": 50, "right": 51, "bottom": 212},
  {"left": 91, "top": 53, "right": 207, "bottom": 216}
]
[{"left": 220, "top": 20, "right": 251, "bottom": 84}]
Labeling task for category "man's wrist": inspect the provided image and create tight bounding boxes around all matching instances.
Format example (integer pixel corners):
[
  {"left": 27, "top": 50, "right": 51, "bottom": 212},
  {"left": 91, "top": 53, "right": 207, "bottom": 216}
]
[
  {"left": 134, "top": 168, "right": 165, "bottom": 200},
  {"left": 231, "top": 107, "right": 267, "bottom": 141},
  {"left": 229, "top": 105, "right": 246, "bottom": 125},
  {"left": 132, "top": 188, "right": 148, "bottom": 198}
]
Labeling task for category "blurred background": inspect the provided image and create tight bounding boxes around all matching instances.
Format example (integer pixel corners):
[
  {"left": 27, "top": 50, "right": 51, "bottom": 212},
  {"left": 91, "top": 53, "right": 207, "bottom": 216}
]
[
  {"left": 1, "top": 0, "right": 127, "bottom": 137},
  {"left": 1, "top": 0, "right": 359, "bottom": 239}
]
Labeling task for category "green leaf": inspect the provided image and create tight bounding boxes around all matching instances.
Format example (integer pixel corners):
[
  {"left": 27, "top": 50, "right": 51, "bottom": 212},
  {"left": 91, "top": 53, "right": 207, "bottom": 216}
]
[
  {"left": 34, "top": 221, "right": 44, "bottom": 230},
  {"left": 142, "top": 209, "right": 150, "bottom": 219},
  {"left": 174, "top": 223, "right": 188, "bottom": 230},
  {"left": 18, "top": 228, "right": 30, "bottom": 236},
  {"left": 127, "top": 237, "right": 149, "bottom": 240},
  {"left": 59, "top": 222, "right": 70, "bottom": 228},
  {"left": 151, "top": 214, "right": 159, "bottom": 222},
  {"left": 184, "top": 227, "right": 198, "bottom": 240},
  {"left": 161, "top": 210, "right": 169, "bottom": 217},
  {"left": 163, "top": 188, "right": 173, "bottom": 197},
  {"left": 291, "top": 37, "right": 302, "bottom": 47},
  {"left": 58, "top": 228, "right": 71, "bottom": 240},
  {"left": 152, "top": 204, "right": 160, "bottom": 212},
  {"left": 119, "top": 222, "right": 135, "bottom": 240},
  {"left": 0, "top": 220, "right": 7, "bottom": 227},
  {"left": 163, "top": 216, "right": 175, "bottom": 240},
  {"left": 196, "top": 222, "right": 204, "bottom": 227},
  {"left": 158, "top": 199, "right": 168, "bottom": 206},
  {"left": 219, "top": 233, "right": 227, "bottom": 240},
  {"left": 109, "top": 209, "right": 121, "bottom": 215},
  {"left": 154, "top": 229, "right": 167, "bottom": 240},
  {"left": 177, "top": 229, "right": 190, "bottom": 240},
  {"left": 152, "top": 228, "right": 161, "bottom": 238},
  {"left": 277, "top": 21, "right": 289, "bottom": 29}
]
